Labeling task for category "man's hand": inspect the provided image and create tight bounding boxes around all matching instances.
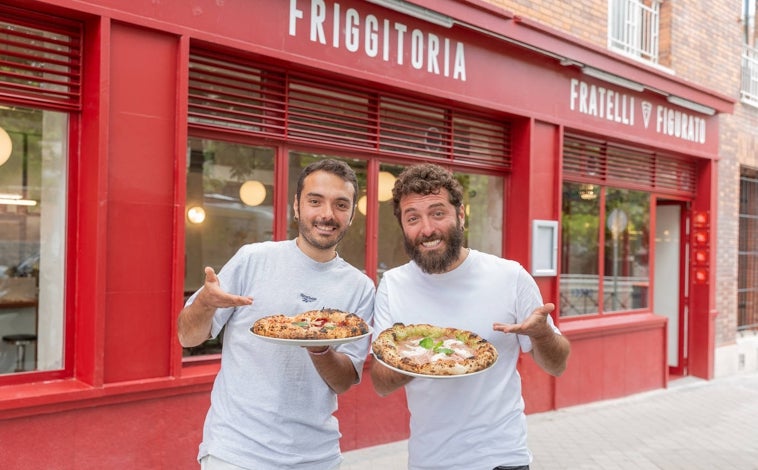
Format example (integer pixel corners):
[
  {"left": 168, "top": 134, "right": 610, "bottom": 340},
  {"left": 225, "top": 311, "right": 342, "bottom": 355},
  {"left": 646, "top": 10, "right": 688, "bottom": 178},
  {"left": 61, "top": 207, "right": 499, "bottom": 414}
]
[
  {"left": 492, "top": 303, "right": 556, "bottom": 340},
  {"left": 194, "top": 266, "right": 253, "bottom": 310},
  {"left": 492, "top": 303, "right": 570, "bottom": 376},
  {"left": 177, "top": 267, "right": 253, "bottom": 347}
]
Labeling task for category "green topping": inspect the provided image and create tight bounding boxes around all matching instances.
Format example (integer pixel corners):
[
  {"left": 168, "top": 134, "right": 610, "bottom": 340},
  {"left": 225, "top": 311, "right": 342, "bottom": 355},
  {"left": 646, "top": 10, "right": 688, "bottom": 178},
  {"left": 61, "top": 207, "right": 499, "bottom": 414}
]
[
  {"left": 419, "top": 337, "right": 454, "bottom": 355},
  {"left": 419, "top": 337, "right": 435, "bottom": 349},
  {"left": 292, "top": 321, "right": 309, "bottom": 328}
]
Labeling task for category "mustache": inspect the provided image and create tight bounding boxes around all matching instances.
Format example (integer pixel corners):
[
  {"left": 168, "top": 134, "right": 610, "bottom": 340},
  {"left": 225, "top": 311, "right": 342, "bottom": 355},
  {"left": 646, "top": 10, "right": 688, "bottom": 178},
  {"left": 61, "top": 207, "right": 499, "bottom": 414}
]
[{"left": 314, "top": 219, "right": 339, "bottom": 228}]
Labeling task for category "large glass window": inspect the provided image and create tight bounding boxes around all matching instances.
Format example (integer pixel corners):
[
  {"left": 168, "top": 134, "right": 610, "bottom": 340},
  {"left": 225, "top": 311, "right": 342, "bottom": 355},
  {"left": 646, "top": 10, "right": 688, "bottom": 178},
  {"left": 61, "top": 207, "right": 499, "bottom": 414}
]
[
  {"left": 0, "top": 106, "right": 68, "bottom": 374},
  {"left": 376, "top": 164, "right": 504, "bottom": 280},
  {"left": 560, "top": 182, "right": 650, "bottom": 316},
  {"left": 183, "top": 137, "right": 275, "bottom": 356},
  {"left": 286, "top": 152, "right": 367, "bottom": 273}
]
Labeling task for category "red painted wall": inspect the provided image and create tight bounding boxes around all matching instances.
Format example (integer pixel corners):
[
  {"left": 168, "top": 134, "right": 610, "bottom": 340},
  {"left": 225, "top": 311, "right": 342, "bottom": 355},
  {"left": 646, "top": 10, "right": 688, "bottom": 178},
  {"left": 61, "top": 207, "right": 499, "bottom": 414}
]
[{"left": 0, "top": 0, "right": 722, "bottom": 467}]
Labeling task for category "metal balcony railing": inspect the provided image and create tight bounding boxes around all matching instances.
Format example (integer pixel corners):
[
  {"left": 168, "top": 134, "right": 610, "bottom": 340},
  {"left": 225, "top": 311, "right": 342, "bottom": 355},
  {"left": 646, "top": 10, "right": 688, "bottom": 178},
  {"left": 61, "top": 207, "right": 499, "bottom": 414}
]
[{"left": 609, "top": 0, "right": 661, "bottom": 63}]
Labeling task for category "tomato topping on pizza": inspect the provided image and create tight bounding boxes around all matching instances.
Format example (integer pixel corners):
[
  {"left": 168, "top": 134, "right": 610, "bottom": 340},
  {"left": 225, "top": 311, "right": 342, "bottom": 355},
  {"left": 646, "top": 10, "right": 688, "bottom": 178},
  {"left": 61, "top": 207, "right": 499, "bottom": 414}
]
[{"left": 252, "top": 308, "right": 369, "bottom": 340}]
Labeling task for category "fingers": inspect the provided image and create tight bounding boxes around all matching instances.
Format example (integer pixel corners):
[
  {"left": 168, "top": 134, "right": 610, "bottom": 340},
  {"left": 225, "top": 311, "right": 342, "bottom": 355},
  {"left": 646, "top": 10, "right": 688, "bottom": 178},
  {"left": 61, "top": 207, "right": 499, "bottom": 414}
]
[
  {"left": 198, "top": 267, "right": 253, "bottom": 308},
  {"left": 492, "top": 303, "right": 556, "bottom": 334},
  {"left": 204, "top": 266, "right": 218, "bottom": 285}
]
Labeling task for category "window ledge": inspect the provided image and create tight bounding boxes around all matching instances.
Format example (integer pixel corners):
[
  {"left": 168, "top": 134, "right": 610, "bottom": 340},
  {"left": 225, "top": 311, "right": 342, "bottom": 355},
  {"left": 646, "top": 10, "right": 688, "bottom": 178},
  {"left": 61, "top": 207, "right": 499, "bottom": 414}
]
[
  {"left": 560, "top": 312, "right": 667, "bottom": 340},
  {"left": 0, "top": 364, "right": 219, "bottom": 419}
]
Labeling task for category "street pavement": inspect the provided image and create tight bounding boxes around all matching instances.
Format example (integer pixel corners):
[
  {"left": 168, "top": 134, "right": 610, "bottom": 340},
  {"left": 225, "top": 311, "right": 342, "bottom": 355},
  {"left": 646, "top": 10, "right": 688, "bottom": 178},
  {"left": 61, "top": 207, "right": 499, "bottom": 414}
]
[{"left": 341, "top": 372, "right": 758, "bottom": 469}]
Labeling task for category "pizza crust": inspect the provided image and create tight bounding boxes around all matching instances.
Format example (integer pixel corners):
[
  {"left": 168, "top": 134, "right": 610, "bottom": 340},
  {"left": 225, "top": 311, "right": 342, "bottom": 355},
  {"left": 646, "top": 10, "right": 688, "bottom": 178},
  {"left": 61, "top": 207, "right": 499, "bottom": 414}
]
[
  {"left": 372, "top": 323, "right": 498, "bottom": 376},
  {"left": 252, "top": 308, "right": 369, "bottom": 340}
]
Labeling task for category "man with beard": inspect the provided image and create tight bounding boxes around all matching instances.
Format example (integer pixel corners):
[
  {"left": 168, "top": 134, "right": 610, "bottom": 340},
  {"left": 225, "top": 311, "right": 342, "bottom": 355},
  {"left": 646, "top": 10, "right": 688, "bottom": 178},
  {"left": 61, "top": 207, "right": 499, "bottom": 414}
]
[
  {"left": 178, "top": 159, "right": 375, "bottom": 470},
  {"left": 370, "top": 163, "right": 570, "bottom": 470}
]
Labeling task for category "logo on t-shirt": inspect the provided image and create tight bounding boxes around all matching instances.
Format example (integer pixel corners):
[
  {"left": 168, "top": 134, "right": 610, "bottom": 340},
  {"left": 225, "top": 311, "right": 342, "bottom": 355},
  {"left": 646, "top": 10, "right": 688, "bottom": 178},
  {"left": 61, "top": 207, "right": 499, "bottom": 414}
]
[{"left": 300, "top": 293, "right": 317, "bottom": 303}]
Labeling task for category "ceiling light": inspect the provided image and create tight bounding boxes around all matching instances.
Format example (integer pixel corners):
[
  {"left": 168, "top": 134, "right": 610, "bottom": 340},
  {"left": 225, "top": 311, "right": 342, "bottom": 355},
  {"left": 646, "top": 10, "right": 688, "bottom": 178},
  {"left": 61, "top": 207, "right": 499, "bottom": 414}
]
[
  {"left": 666, "top": 95, "right": 716, "bottom": 116},
  {"left": 366, "top": 0, "right": 454, "bottom": 28},
  {"left": 582, "top": 67, "right": 645, "bottom": 92}
]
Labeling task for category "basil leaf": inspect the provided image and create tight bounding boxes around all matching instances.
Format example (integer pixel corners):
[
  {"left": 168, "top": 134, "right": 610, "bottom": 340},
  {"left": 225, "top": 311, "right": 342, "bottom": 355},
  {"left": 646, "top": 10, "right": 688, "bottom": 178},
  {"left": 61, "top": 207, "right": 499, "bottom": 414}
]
[
  {"left": 292, "top": 321, "right": 309, "bottom": 328},
  {"left": 419, "top": 337, "right": 434, "bottom": 349},
  {"left": 435, "top": 347, "right": 454, "bottom": 355}
]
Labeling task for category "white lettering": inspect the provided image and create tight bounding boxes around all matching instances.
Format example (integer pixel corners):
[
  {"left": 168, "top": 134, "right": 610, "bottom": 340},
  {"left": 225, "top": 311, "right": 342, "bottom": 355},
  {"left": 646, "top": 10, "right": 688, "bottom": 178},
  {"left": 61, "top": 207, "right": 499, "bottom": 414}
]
[
  {"left": 332, "top": 3, "right": 340, "bottom": 48},
  {"left": 656, "top": 105, "right": 706, "bottom": 143},
  {"left": 345, "top": 8, "right": 360, "bottom": 52},
  {"left": 290, "top": 0, "right": 467, "bottom": 82},
  {"left": 428, "top": 34, "right": 440, "bottom": 74},
  {"left": 311, "top": 0, "right": 326, "bottom": 44},
  {"left": 453, "top": 42, "right": 466, "bottom": 81},
  {"left": 289, "top": 0, "right": 304, "bottom": 36},
  {"left": 365, "top": 15, "right": 379, "bottom": 57},
  {"left": 411, "top": 29, "right": 424, "bottom": 69}
]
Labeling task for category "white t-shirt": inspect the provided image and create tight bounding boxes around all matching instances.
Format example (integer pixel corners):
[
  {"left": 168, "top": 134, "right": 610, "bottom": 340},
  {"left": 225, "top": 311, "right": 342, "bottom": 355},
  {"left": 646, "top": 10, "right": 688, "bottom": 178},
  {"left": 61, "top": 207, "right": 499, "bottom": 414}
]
[
  {"left": 373, "top": 249, "right": 560, "bottom": 470},
  {"left": 186, "top": 239, "right": 375, "bottom": 470}
]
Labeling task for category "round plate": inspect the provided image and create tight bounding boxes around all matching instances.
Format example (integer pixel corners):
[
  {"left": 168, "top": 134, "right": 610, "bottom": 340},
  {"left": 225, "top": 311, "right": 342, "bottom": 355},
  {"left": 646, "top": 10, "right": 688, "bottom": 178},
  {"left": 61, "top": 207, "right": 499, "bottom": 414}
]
[
  {"left": 249, "top": 326, "right": 373, "bottom": 347},
  {"left": 372, "top": 354, "right": 497, "bottom": 379}
]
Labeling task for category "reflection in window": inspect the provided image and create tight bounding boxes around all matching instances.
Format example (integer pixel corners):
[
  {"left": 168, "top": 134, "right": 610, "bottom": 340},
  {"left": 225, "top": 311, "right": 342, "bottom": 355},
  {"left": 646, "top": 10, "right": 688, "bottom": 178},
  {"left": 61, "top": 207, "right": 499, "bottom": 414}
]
[
  {"left": 560, "top": 183, "right": 650, "bottom": 316},
  {"left": 604, "top": 189, "right": 650, "bottom": 312},
  {"left": 286, "top": 152, "right": 367, "bottom": 274},
  {"left": 376, "top": 165, "right": 504, "bottom": 280},
  {"left": 183, "top": 137, "right": 275, "bottom": 356},
  {"left": 0, "top": 106, "right": 67, "bottom": 375},
  {"left": 560, "top": 182, "right": 601, "bottom": 316}
]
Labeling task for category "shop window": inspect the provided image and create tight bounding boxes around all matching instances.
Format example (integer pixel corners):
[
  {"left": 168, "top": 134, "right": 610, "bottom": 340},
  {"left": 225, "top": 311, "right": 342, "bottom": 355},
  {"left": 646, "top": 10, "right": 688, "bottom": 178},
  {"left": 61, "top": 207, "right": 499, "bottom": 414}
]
[
  {"left": 738, "top": 167, "right": 758, "bottom": 331},
  {"left": 0, "top": 10, "right": 79, "bottom": 378},
  {"left": 0, "top": 106, "right": 68, "bottom": 375},
  {"left": 375, "top": 163, "right": 504, "bottom": 280},
  {"left": 560, "top": 183, "right": 650, "bottom": 316},
  {"left": 183, "top": 137, "right": 275, "bottom": 357},
  {"left": 608, "top": 0, "right": 662, "bottom": 64}
]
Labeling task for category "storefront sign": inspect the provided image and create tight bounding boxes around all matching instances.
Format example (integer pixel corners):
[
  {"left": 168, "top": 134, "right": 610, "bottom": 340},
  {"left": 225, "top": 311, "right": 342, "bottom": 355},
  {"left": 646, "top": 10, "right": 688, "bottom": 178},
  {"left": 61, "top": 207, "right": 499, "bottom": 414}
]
[
  {"left": 288, "top": 0, "right": 467, "bottom": 82},
  {"left": 569, "top": 78, "right": 707, "bottom": 144}
]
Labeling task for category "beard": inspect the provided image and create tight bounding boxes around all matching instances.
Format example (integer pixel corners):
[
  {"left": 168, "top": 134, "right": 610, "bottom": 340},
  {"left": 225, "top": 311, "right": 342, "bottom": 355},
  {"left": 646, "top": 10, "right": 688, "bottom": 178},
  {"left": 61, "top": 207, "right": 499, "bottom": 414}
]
[
  {"left": 403, "top": 219, "right": 465, "bottom": 274},
  {"left": 298, "top": 217, "right": 348, "bottom": 251}
]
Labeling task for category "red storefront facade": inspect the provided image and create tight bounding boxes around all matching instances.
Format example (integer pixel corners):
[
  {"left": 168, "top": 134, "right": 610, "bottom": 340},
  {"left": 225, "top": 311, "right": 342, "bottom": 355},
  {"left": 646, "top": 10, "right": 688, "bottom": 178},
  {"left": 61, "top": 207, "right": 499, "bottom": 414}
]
[{"left": 0, "top": 0, "right": 733, "bottom": 467}]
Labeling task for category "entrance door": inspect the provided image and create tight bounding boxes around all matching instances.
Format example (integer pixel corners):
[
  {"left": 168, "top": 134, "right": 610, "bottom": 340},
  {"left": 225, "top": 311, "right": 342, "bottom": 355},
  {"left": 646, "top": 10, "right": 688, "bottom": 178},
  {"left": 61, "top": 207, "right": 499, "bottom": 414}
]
[{"left": 654, "top": 201, "right": 687, "bottom": 376}]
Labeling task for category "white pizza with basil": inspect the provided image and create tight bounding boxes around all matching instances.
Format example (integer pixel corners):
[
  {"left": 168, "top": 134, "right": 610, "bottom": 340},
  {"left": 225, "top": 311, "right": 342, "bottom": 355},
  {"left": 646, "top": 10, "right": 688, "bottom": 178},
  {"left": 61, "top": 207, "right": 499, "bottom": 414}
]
[
  {"left": 372, "top": 323, "right": 498, "bottom": 376},
  {"left": 251, "top": 308, "right": 369, "bottom": 340}
]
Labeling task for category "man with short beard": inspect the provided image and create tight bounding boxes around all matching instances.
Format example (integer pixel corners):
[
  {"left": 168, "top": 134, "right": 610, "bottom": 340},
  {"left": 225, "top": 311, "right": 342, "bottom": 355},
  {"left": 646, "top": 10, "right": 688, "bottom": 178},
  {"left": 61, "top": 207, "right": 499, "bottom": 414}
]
[
  {"left": 179, "top": 159, "right": 375, "bottom": 470},
  {"left": 370, "top": 163, "right": 570, "bottom": 470}
]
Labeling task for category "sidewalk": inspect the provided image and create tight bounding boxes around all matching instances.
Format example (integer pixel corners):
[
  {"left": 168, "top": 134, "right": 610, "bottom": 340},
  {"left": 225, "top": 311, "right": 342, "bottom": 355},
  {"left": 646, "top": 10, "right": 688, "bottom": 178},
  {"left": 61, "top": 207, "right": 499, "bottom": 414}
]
[{"left": 342, "top": 372, "right": 758, "bottom": 469}]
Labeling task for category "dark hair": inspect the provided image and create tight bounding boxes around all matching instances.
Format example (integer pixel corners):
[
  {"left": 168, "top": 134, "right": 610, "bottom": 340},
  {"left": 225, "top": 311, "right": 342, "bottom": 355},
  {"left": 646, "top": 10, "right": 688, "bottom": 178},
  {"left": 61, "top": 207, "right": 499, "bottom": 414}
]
[
  {"left": 392, "top": 163, "right": 464, "bottom": 222},
  {"left": 296, "top": 158, "right": 359, "bottom": 206}
]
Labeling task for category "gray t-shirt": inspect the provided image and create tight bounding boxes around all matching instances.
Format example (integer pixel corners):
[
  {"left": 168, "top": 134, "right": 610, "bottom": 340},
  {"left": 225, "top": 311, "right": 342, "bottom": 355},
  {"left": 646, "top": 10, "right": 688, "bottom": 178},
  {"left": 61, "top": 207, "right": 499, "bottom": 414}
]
[{"left": 187, "top": 239, "right": 375, "bottom": 469}]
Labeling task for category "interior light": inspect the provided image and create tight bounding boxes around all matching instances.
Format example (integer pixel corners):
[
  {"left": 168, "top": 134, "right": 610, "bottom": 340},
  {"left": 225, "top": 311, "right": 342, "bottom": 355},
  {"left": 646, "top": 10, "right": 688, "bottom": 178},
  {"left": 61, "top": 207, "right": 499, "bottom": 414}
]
[
  {"left": 239, "top": 180, "right": 267, "bottom": 206},
  {"left": 378, "top": 171, "right": 396, "bottom": 202},
  {"left": 0, "top": 126, "right": 12, "bottom": 166},
  {"left": 187, "top": 206, "right": 206, "bottom": 224},
  {"left": 0, "top": 193, "right": 36, "bottom": 206},
  {"left": 357, "top": 195, "right": 368, "bottom": 216}
]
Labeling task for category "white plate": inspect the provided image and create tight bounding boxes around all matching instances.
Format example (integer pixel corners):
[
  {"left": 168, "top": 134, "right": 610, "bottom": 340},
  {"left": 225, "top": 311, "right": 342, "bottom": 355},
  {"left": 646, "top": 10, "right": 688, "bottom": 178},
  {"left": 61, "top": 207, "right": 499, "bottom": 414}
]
[
  {"left": 372, "top": 354, "right": 497, "bottom": 379},
  {"left": 249, "top": 326, "right": 373, "bottom": 347}
]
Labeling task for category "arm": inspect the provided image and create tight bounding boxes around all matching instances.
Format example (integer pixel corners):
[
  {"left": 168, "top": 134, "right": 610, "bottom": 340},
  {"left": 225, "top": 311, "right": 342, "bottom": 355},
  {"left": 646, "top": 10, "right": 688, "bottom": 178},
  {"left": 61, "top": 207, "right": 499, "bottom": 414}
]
[
  {"left": 370, "top": 356, "right": 414, "bottom": 397},
  {"left": 305, "top": 346, "right": 362, "bottom": 394},
  {"left": 493, "top": 303, "right": 571, "bottom": 376},
  {"left": 177, "top": 266, "right": 253, "bottom": 348}
]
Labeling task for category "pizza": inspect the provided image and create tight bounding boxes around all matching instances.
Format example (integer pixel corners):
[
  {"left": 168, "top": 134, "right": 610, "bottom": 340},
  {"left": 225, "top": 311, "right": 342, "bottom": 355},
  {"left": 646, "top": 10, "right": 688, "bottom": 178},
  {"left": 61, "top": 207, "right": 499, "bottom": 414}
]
[
  {"left": 251, "top": 308, "right": 369, "bottom": 340},
  {"left": 372, "top": 323, "right": 498, "bottom": 376}
]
